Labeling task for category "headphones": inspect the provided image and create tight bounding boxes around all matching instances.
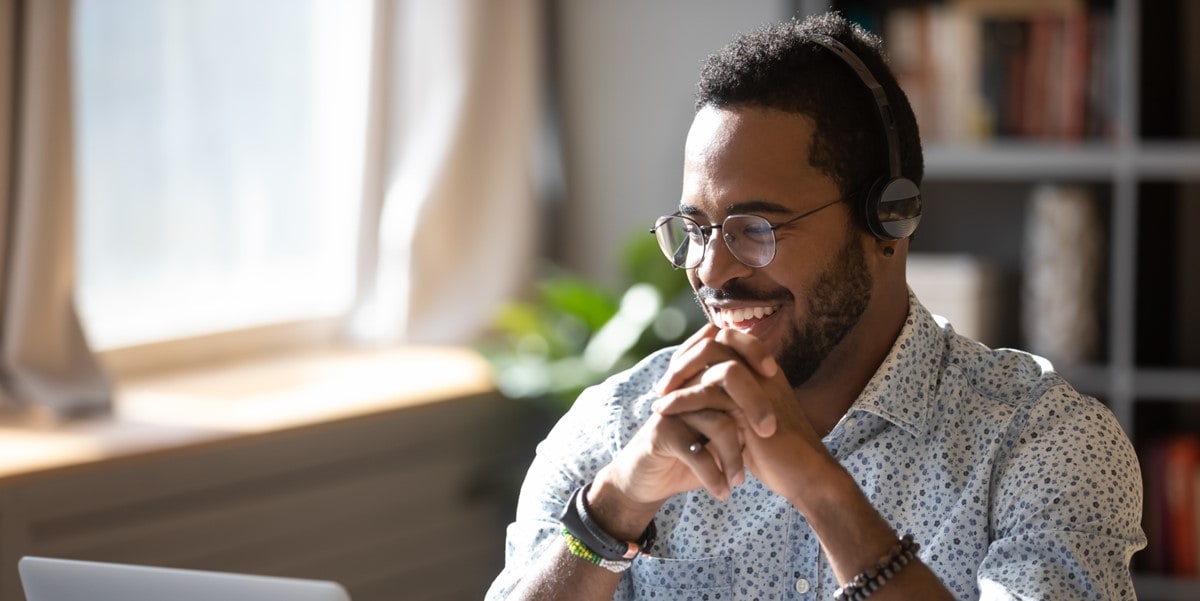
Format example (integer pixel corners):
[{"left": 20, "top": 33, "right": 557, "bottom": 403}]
[{"left": 810, "top": 35, "right": 921, "bottom": 241}]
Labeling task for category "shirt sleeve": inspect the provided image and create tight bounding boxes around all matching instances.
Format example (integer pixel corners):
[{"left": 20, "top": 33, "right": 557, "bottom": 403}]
[
  {"left": 977, "top": 384, "right": 1147, "bottom": 600},
  {"left": 483, "top": 380, "right": 625, "bottom": 601}
]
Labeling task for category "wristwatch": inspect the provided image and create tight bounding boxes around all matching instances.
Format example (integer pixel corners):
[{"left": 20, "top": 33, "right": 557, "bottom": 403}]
[{"left": 559, "top": 483, "right": 657, "bottom": 561}]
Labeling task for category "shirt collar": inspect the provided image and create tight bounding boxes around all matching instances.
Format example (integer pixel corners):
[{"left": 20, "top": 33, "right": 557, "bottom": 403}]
[{"left": 850, "top": 291, "right": 945, "bottom": 439}]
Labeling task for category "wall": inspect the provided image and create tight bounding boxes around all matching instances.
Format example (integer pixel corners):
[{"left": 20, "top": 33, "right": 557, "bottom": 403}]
[{"left": 554, "top": 0, "right": 791, "bottom": 285}]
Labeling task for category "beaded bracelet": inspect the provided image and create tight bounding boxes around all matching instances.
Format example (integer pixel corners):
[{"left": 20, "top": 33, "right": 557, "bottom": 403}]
[
  {"left": 833, "top": 534, "right": 921, "bottom": 601},
  {"left": 561, "top": 528, "right": 633, "bottom": 573},
  {"left": 559, "top": 484, "right": 656, "bottom": 561}
]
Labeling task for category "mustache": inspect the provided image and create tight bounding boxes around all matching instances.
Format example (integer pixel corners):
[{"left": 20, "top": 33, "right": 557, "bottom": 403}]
[{"left": 696, "top": 281, "right": 792, "bottom": 304}]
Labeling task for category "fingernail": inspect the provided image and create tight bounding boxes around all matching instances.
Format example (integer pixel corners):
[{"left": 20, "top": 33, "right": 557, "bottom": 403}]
[
  {"left": 758, "top": 414, "right": 777, "bottom": 437},
  {"left": 760, "top": 356, "right": 778, "bottom": 377},
  {"left": 651, "top": 398, "right": 665, "bottom": 413}
]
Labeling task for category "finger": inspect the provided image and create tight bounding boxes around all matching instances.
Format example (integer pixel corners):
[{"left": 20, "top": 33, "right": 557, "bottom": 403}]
[
  {"left": 678, "top": 321, "right": 721, "bottom": 351},
  {"left": 656, "top": 335, "right": 741, "bottom": 395},
  {"left": 657, "top": 412, "right": 734, "bottom": 500},
  {"left": 655, "top": 324, "right": 720, "bottom": 394},
  {"left": 703, "top": 361, "right": 777, "bottom": 437},
  {"left": 653, "top": 362, "right": 777, "bottom": 438},
  {"left": 713, "top": 328, "right": 779, "bottom": 378},
  {"left": 672, "top": 412, "right": 744, "bottom": 491},
  {"left": 654, "top": 371, "right": 741, "bottom": 416}
]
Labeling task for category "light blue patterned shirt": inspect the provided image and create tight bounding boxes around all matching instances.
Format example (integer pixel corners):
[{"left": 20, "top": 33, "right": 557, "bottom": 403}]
[{"left": 487, "top": 296, "right": 1146, "bottom": 600}]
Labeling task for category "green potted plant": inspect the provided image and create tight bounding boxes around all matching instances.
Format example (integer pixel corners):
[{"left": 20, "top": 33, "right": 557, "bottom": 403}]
[{"left": 478, "top": 232, "right": 705, "bottom": 414}]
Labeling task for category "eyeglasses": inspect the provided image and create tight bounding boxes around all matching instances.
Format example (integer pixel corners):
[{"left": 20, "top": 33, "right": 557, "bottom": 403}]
[{"left": 650, "top": 198, "right": 842, "bottom": 269}]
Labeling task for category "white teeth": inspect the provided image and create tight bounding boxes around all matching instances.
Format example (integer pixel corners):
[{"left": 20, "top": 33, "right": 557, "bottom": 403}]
[{"left": 717, "top": 306, "right": 775, "bottom": 327}]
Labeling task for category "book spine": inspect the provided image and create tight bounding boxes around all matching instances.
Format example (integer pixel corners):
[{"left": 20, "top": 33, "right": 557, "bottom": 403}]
[
  {"left": 874, "top": 1, "right": 1109, "bottom": 143},
  {"left": 1164, "top": 436, "right": 1200, "bottom": 575}
]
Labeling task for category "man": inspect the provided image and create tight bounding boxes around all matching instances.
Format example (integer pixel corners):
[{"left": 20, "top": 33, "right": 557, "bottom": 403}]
[{"left": 487, "top": 13, "right": 1144, "bottom": 600}]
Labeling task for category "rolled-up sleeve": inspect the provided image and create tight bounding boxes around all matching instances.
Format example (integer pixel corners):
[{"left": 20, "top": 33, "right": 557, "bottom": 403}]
[{"left": 484, "top": 382, "right": 624, "bottom": 600}]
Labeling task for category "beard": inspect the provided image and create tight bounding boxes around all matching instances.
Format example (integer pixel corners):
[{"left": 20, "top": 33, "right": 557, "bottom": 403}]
[
  {"left": 697, "top": 230, "right": 873, "bottom": 387},
  {"left": 776, "top": 233, "right": 873, "bottom": 386}
]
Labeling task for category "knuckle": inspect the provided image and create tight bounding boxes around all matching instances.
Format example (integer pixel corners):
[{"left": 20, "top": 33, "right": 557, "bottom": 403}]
[
  {"left": 713, "top": 327, "right": 737, "bottom": 345},
  {"left": 701, "top": 361, "right": 730, "bottom": 382},
  {"left": 693, "top": 337, "right": 722, "bottom": 356}
]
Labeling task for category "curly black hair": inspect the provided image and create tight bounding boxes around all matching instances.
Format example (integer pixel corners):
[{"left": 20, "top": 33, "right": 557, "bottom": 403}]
[{"left": 696, "top": 12, "right": 923, "bottom": 201}]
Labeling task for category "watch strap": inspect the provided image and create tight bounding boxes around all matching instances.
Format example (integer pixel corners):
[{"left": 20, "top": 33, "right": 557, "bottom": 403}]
[{"left": 559, "top": 483, "right": 656, "bottom": 562}]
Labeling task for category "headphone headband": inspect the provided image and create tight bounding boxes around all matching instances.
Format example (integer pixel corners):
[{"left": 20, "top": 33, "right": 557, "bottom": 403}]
[
  {"left": 809, "top": 35, "right": 902, "bottom": 180},
  {"left": 808, "top": 34, "right": 920, "bottom": 241}
]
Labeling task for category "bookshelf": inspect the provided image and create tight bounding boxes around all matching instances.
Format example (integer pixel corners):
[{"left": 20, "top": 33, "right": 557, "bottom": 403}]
[{"left": 798, "top": 0, "right": 1200, "bottom": 598}]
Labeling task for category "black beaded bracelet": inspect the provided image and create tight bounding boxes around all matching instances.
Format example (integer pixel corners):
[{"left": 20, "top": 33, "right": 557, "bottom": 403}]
[{"left": 833, "top": 534, "right": 920, "bottom": 601}]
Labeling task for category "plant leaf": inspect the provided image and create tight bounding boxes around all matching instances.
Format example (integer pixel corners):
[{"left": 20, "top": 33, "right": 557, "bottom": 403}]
[{"left": 539, "top": 277, "right": 617, "bottom": 332}]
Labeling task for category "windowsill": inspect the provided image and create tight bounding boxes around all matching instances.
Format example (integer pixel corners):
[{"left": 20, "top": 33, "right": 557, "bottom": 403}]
[{"left": 0, "top": 345, "right": 495, "bottom": 484}]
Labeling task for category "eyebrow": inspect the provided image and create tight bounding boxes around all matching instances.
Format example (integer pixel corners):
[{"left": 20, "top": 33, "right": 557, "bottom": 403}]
[{"left": 679, "top": 199, "right": 794, "bottom": 218}]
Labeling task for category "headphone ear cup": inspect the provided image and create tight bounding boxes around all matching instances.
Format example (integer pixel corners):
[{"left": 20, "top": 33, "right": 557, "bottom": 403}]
[{"left": 862, "top": 177, "right": 923, "bottom": 241}]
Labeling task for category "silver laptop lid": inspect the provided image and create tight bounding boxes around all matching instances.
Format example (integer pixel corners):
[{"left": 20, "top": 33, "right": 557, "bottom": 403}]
[{"left": 19, "top": 556, "right": 352, "bottom": 601}]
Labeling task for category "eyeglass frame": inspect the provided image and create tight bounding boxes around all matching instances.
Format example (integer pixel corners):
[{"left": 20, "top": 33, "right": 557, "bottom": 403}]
[{"left": 649, "top": 197, "right": 844, "bottom": 269}]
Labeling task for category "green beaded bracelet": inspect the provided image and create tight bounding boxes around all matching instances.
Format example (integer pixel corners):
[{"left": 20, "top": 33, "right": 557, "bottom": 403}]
[{"left": 561, "top": 528, "right": 633, "bottom": 573}]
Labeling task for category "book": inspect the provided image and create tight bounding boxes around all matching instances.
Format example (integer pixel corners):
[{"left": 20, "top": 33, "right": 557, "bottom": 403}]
[
  {"left": 1144, "top": 434, "right": 1200, "bottom": 576},
  {"left": 907, "top": 253, "right": 1003, "bottom": 346},
  {"left": 1143, "top": 438, "right": 1170, "bottom": 574},
  {"left": 874, "top": 0, "right": 1113, "bottom": 142},
  {"left": 1163, "top": 435, "right": 1200, "bottom": 575}
]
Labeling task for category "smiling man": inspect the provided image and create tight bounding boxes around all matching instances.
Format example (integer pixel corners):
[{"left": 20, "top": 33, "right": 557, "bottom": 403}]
[{"left": 487, "top": 13, "right": 1144, "bottom": 601}]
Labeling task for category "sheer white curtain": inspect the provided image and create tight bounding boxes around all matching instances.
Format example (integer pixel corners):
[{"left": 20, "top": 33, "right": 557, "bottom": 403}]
[
  {"left": 0, "top": 0, "right": 109, "bottom": 420},
  {"left": 348, "top": 0, "right": 541, "bottom": 345}
]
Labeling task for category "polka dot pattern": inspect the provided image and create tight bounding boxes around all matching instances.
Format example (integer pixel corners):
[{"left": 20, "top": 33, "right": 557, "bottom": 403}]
[{"left": 486, "top": 295, "right": 1146, "bottom": 600}]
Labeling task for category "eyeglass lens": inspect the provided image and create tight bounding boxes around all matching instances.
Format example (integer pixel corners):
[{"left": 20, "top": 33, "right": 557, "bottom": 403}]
[{"left": 653, "top": 214, "right": 776, "bottom": 269}]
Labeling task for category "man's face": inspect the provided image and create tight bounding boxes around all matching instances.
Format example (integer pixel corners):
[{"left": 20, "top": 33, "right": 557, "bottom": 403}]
[{"left": 680, "top": 105, "right": 874, "bottom": 387}]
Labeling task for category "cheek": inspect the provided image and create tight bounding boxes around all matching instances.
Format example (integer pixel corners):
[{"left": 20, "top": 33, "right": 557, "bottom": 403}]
[{"left": 686, "top": 274, "right": 713, "bottom": 319}]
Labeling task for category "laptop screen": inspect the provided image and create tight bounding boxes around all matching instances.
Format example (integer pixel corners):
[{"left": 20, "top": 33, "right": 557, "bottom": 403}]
[{"left": 19, "top": 556, "right": 352, "bottom": 601}]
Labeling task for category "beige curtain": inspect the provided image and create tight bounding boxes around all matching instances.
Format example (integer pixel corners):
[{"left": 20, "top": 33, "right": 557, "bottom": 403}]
[
  {"left": 347, "top": 0, "right": 541, "bottom": 345},
  {"left": 0, "top": 0, "right": 110, "bottom": 420}
]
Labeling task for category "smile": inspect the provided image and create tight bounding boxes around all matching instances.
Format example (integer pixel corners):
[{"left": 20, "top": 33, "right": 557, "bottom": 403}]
[{"left": 712, "top": 305, "right": 777, "bottom": 329}]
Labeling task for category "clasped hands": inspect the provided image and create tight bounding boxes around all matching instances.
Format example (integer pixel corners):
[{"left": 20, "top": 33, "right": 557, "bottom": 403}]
[{"left": 597, "top": 324, "right": 833, "bottom": 518}]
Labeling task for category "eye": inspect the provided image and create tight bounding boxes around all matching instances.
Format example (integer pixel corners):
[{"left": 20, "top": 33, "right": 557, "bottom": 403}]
[
  {"left": 680, "top": 219, "right": 705, "bottom": 240},
  {"left": 744, "top": 221, "right": 773, "bottom": 236},
  {"left": 730, "top": 216, "right": 774, "bottom": 243}
]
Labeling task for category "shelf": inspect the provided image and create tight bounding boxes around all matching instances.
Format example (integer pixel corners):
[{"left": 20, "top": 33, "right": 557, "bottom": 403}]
[
  {"left": 824, "top": 0, "right": 1198, "bottom": 598},
  {"left": 1136, "top": 143, "right": 1200, "bottom": 180},
  {"left": 1055, "top": 366, "right": 1200, "bottom": 401},
  {"left": 1134, "top": 575, "right": 1200, "bottom": 600},
  {"left": 923, "top": 141, "right": 1200, "bottom": 181},
  {"left": 1133, "top": 369, "right": 1200, "bottom": 400},
  {"left": 924, "top": 143, "right": 1120, "bottom": 180}
]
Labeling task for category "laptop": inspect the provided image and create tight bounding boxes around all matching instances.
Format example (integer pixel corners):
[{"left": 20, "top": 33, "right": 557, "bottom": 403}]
[{"left": 19, "top": 556, "right": 351, "bottom": 601}]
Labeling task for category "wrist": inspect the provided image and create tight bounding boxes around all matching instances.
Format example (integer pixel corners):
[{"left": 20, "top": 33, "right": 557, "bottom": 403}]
[
  {"left": 587, "top": 467, "right": 663, "bottom": 541},
  {"left": 560, "top": 483, "right": 657, "bottom": 564},
  {"left": 784, "top": 451, "right": 855, "bottom": 513},
  {"left": 789, "top": 462, "right": 905, "bottom": 584}
]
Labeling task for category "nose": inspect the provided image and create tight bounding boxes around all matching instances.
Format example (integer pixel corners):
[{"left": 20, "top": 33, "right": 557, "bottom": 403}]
[{"left": 694, "top": 229, "right": 753, "bottom": 290}]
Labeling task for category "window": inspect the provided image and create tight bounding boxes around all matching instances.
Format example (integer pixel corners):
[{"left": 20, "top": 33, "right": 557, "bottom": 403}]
[{"left": 73, "top": 0, "right": 373, "bottom": 350}]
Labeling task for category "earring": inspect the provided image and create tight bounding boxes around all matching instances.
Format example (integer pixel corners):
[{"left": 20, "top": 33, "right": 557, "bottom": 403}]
[{"left": 883, "top": 246, "right": 895, "bottom": 257}]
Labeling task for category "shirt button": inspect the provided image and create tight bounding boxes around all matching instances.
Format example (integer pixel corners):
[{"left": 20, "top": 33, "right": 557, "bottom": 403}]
[
  {"left": 795, "top": 578, "right": 811, "bottom": 594},
  {"left": 844, "top": 417, "right": 858, "bottom": 430}
]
